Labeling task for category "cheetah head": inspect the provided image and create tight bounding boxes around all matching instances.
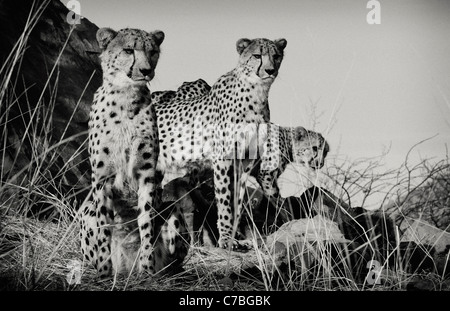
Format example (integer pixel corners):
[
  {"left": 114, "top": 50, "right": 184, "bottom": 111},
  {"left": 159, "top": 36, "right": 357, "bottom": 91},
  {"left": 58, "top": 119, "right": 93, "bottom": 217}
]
[
  {"left": 291, "top": 127, "right": 329, "bottom": 170},
  {"left": 236, "top": 38, "right": 287, "bottom": 83},
  {"left": 96, "top": 28, "right": 165, "bottom": 86}
]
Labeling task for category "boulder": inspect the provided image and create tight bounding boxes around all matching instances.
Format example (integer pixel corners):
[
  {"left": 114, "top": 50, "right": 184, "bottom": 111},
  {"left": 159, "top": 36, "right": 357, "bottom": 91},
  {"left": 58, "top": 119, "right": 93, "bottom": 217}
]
[
  {"left": 400, "top": 218, "right": 450, "bottom": 277},
  {"left": 266, "top": 215, "right": 350, "bottom": 249},
  {"left": 262, "top": 216, "right": 351, "bottom": 272},
  {"left": 277, "top": 163, "right": 343, "bottom": 199},
  {"left": 400, "top": 218, "right": 450, "bottom": 254},
  {"left": 0, "top": 0, "right": 101, "bottom": 213}
]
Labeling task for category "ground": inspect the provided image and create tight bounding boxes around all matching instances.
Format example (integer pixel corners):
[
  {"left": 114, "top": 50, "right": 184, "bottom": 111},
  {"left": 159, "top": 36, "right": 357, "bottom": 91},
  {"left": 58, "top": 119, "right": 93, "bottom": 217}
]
[{"left": 1, "top": 186, "right": 449, "bottom": 291}]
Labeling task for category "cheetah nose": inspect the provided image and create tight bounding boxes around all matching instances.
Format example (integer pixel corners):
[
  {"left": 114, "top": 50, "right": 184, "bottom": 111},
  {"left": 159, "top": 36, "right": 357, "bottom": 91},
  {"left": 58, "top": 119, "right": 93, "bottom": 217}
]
[
  {"left": 265, "top": 68, "right": 275, "bottom": 76},
  {"left": 140, "top": 68, "right": 152, "bottom": 77},
  {"left": 314, "top": 159, "right": 325, "bottom": 169}
]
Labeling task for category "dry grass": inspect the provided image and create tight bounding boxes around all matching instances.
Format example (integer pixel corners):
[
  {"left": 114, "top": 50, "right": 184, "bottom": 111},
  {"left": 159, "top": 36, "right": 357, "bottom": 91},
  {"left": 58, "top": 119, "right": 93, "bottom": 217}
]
[
  {"left": 1, "top": 2, "right": 449, "bottom": 292},
  {"left": 1, "top": 195, "right": 447, "bottom": 291}
]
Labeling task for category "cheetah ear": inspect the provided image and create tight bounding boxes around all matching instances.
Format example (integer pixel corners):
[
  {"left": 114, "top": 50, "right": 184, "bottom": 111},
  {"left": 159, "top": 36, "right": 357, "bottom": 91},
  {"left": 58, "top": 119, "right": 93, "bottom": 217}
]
[
  {"left": 274, "top": 39, "right": 287, "bottom": 52},
  {"left": 151, "top": 30, "right": 165, "bottom": 46},
  {"left": 96, "top": 28, "right": 117, "bottom": 49},
  {"left": 293, "top": 126, "right": 307, "bottom": 140},
  {"left": 236, "top": 38, "right": 252, "bottom": 55}
]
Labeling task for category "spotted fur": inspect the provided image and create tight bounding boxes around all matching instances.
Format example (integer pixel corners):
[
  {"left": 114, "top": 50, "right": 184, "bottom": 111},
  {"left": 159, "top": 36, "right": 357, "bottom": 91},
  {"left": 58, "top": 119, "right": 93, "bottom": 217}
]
[
  {"left": 151, "top": 79, "right": 211, "bottom": 104},
  {"left": 79, "top": 27, "right": 189, "bottom": 277},
  {"left": 153, "top": 79, "right": 329, "bottom": 196},
  {"left": 153, "top": 38, "right": 287, "bottom": 249},
  {"left": 152, "top": 79, "right": 329, "bottom": 244}
]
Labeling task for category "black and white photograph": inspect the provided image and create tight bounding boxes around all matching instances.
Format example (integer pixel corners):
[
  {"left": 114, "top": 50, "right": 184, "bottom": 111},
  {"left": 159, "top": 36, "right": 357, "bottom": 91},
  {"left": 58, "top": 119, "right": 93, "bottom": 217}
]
[{"left": 0, "top": 0, "right": 449, "bottom": 297}]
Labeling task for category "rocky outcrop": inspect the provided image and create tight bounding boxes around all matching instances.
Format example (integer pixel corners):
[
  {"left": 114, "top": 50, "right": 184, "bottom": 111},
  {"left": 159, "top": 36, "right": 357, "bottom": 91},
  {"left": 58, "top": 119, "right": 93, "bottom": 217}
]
[
  {"left": 401, "top": 218, "right": 450, "bottom": 253},
  {"left": 265, "top": 215, "right": 349, "bottom": 247},
  {"left": 0, "top": 0, "right": 101, "bottom": 210}
]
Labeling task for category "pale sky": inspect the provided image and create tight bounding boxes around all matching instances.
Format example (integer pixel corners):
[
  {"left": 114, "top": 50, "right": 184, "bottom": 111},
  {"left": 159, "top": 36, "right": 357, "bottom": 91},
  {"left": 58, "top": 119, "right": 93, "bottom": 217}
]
[{"left": 65, "top": 0, "right": 450, "bottom": 172}]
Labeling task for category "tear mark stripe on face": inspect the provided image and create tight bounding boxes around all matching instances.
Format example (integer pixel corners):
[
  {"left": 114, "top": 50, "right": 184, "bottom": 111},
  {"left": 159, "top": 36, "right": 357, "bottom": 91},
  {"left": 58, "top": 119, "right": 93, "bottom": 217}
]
[{"left": 128, "top": 51, "right": 136, "bottom": 79}]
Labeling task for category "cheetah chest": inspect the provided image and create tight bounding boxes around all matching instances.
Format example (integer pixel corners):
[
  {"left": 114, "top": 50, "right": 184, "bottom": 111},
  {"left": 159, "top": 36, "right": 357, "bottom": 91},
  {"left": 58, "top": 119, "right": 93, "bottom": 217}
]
[{"left": 89, "top": 90, "right": 156, "bottom": 191}]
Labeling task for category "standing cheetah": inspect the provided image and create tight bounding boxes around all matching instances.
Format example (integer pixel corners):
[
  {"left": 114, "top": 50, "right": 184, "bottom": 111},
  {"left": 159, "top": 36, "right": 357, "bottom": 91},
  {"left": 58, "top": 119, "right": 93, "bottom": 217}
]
[
  {"left": 153, "top": 79, "right": 330, "bottom": 242},
  {"left": 154, "top": 38, "right": 287, "bottom": 250},
  {"left": 80, "top": 27, "right": 188, "bottom": 277},
  {"left": 153, "top": 78, "right": 329, "bottom": 201}
]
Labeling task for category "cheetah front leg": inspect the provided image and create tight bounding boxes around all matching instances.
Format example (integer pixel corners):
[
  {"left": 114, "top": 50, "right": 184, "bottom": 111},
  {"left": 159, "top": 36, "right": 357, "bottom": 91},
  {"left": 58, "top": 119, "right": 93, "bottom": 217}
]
[
  {"left": 129, "top": 138, "right": 160, "bottom": 274},
  {"left": 214, "top": 159, "right": 252, "bottom": 251},
  {"left": 80, "top": 200, "right": 97, "bottom": 265},
  {"left": 153, "top": 202, "right": 191, "bottom": 275},
  {"left": 92, "top": 176, "right": 115, "bottom": 277}
]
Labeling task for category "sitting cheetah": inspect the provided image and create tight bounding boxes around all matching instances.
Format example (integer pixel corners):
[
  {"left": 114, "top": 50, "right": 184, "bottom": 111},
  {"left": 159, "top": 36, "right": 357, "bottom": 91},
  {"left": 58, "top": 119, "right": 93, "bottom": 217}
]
[
  {"left": 79, "top": 27, "right": 189, "bottom": 277},
  {"left": 153, "top": 37, "right": 288, "bottom": 249}
]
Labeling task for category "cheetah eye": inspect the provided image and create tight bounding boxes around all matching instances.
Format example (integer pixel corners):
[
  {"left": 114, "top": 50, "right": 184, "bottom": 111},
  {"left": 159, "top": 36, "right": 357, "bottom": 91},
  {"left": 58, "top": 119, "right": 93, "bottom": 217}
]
[
  {"left": 252, "top": 54, "right": 261, "bottom": 59},
  {"left": 123, "top": 48, "right": 134, "bottom": 55},
  {"left": 312, "top": 146, "right": 318, "bottom": 153},
  {"left": 273, "top": 54, "right": 281, "bottom": 61}
]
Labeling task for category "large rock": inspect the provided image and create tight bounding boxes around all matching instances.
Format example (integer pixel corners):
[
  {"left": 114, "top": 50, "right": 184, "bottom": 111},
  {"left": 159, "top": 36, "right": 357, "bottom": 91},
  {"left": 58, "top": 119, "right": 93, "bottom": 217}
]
[
  {"left": 263, "top": 216, "right": 351, "bottom": 273},
  {"left": 0, "top": 0, "right": 101, "bottom": 209},
  {"left": 266, "top": 215, "right": 349, "bottom": 248},
  {"left": 401, "top": 218, "right": 450, "bottom": 253},
  {"left": 277, "top": 163, "right": 343, "bottom": 199}
]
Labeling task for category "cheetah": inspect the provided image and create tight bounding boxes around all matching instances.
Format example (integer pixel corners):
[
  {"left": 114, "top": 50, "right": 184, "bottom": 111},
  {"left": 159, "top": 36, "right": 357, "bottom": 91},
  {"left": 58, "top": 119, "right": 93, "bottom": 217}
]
[
  {"left": 150, "top": 79, "right": 211, "bottom": 105},
  {"left": 214, "top": 123, "right": 330, "bottom": 241},
  {"left": 153, "top": 79, "right": 329, "bottom": 244},
  {"left": 79, "top": 27, "right": 189, "bottom": 277},
  {"left": 153, "top": 38, "right": 287, "bottom": 249},
  {"left": 153, "top": 78, "right": 329, "bottom": 199},
  {"left": 109, "top": 200, "right": 190, "bottom": 276}
]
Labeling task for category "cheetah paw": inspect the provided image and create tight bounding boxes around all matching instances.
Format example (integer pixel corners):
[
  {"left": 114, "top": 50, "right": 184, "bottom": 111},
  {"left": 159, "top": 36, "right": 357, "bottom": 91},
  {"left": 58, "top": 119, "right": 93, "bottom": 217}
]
[{"left": 218, "top": 237, "right": 253, "bottom": 252}]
